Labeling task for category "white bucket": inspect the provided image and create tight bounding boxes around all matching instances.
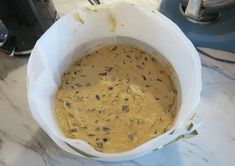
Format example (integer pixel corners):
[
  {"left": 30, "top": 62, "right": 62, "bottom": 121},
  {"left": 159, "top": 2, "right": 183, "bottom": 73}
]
[{"left": 27, "top": 1, "right": 201, "bottom": 161}]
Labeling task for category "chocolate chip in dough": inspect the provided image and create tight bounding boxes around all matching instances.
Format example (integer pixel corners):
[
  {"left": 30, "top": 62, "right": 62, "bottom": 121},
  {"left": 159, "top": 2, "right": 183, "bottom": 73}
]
[
  {"left": 108, "top": 87, "right": 113, "bottom": 90},
  {"left": 103, "top": 138, "right": 108, "bottom": 143},
  {"left": 69, "top": 128, "right": 77, "bottom": 133},
  {"left": 96, "top": 142, "right": 103, "bottom": 149},
  {"left": 102, "top": 126, "right": 111, "bottom": 132},
  {"left": 95, "top": 95, "right": 100, "bottom": 100},
  {"left": 95, "top": 127, "right": 101, "bottom": 131},
  {"left": 65, "top": 101, "right": 72, "bottom": 108},
  {"left": 98, "top": 72, "right": 107, "bottom": 76},
  {"left": 85, "top": 82, "right": 91, "bottom": 86},
  {"left": 122, "top": 105, "right": 129, "bottom": 112},
  {"left": 111, "top": 46, "right": 117, "bottom": 51},
  {"left": 142, "top": 75, "right": 147, "bottom": 81},
  {"left": 128, "top": 133, "right": 135, "bottom": 141},
  {"left": 161, "top": 128, "right": 167, "bottom": 134},
  {"left": 126, "top": 54, "right": 131, "bottom": 59},
  {"left": 157, "top": 78, "right": 162, "bottom": 82}
]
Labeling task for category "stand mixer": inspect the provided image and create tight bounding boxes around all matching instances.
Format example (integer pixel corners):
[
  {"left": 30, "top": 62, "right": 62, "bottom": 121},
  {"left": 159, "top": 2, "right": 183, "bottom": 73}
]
[{"left": 160, "top": 0, "right": 235, "bottom": 54}]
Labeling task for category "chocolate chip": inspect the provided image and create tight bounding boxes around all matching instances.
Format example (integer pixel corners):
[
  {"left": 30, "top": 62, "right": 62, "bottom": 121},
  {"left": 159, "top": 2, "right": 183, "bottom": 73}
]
[
  {"left": 136, "top": 65, "right": 143, "bottom": 69},
  {"left": 95, "top": 127, "right": 100, "bottom": 131},
  {"left": 122, "top": 105, "right": 129, "bottom": 112},
  {"left": 156, "top": 97, "right": 160, "bottom": 100},
  {"left": 157, "top": 78, "right": 162, "bottom": 82},
  {"left": 98, "top": 72, "right": 107, "bottom": 76},
  {"left": 75, "top": 83, "right": 81, "bottom": 87},
  {"left": 68, "top": 113, "right": 74, "bottom": 117},
  {"left": 69, "top": 128, "right": 77, "bottom": 133},
  {"left": 85, "top": 82, "right": 91, "bottom": 86},
  {"left": 104, "top": 66, "right": 113, "bottom": 72},
  {"left": 128, "top": 133, "right": 135, "bottom": 141},
  {"left": 108, "top": 87, "right": 113, "bottom": 90},
  {"left": 103, "top": 138, "right": 108, "bottom": 142},
  {"left": 142, "top": 75, "right": 147, "bottom": 81},
  {"left": 65, "top": 101, "right": 71, "bottom": 108},
  {"left": 161, "top": 128, "right": 167, "bottom": 134},
  {"left": 102, "top": 126, "right": 110, "bottom": 131},
  {"left": 126, "top": 54, "right": 131, "bottom": 59},
  {"left": 144, "top": 57, "right": 148, "bottom": 61},
  {"left": 111, "top": 46, "right": 117, "bottom": 51},
  {"left": 96, "top": 95, "right": 100, "bottom": 100},
  {"left": 96, "top": 142, "right": 103, "bottom": 148},
  {"left": 88, "top": 134, "right": 95, "bottom": 137}
]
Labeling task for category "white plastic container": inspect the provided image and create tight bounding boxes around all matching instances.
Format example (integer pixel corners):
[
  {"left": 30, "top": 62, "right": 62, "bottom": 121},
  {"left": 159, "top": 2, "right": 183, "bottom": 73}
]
[{"left": 27, "top": 1, "right": 201, "bottom": 161}]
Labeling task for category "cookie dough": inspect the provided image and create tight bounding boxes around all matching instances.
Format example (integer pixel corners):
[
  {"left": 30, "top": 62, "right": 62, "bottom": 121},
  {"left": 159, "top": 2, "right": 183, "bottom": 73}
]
[{"left": 55, "top": 44, "right": 178, "bottom": 153}]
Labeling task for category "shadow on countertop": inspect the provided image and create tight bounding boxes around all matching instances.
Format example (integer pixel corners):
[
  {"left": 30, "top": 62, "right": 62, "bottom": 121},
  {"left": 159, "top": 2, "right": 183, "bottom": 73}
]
[{"left": 0, "top": 52, "right": 28, "bottom": 80}]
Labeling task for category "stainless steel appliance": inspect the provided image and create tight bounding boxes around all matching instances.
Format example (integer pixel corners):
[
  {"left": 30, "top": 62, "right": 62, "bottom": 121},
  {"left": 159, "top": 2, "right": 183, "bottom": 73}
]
[{"left": 0, "top": 0, "right": 57, "bottom": 56}]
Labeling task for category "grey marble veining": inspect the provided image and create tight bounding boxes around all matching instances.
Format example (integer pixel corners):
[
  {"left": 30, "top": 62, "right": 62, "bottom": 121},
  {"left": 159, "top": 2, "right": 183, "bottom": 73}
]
[{"left": 0, "top": 49, "right": 235, "bottom": 166}]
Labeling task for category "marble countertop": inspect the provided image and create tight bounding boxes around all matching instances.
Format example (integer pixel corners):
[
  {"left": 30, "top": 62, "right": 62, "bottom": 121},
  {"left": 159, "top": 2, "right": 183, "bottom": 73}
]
[{"left": 1, "top": 1, "right": 235, "bottom": 166}]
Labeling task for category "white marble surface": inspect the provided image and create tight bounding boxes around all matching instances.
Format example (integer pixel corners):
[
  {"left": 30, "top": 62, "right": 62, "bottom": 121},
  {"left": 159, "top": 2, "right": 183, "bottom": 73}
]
[{"left": 1, "top": 1, "right": 235, "bottom": 165}]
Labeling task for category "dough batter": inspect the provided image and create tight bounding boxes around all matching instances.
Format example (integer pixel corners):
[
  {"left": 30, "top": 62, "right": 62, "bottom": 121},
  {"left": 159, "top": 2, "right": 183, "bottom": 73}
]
[{"left": 55, "top": 44, "right": 178, "bottom": 153}]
